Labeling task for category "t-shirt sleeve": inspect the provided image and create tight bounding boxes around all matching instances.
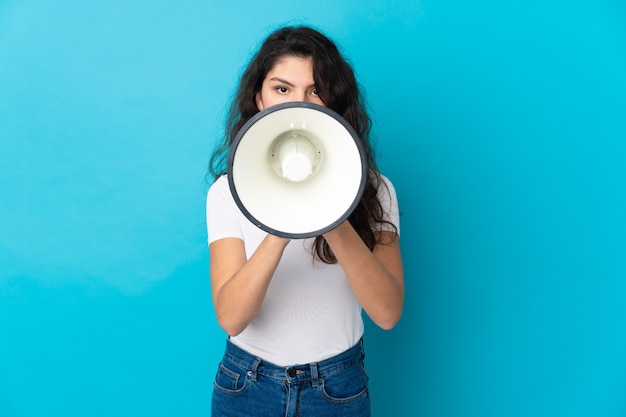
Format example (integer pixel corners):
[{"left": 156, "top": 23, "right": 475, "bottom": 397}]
[
  {"left": 378, "top": 174, "right": 401, "bottom": 235},
  {"left": 206, "top": 175, "right": 244, "bottom": 245}
]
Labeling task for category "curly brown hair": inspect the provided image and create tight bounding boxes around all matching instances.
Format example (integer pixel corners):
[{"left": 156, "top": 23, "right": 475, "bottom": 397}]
[{"left": 208, "top": 26, "right": 397, "bottom": 263}]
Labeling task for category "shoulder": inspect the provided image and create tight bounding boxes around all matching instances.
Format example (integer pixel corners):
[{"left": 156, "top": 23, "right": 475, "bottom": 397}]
[
  {"left": 208, "top": 174, "right": 229, "bottom": 193},
  {"left": 373, "top": 172, "right": 400, "bottom": 231},
  {"left": 206, "top": 175, "right": 247, "bottom": 243},
  {"left": 207, "top": 175, "right": 239, "bottom": 214},
  {"left": 378, "top": 173, "right": 395, "bottom": 189},
  {"left": 207, "top": 175, "right": 231, "bottom": 201},
  {"left": 374, "top": 172, "right": 398, "bottom": 202}
]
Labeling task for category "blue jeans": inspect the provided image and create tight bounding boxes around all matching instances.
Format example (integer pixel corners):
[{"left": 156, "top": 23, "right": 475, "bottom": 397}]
[{"left": 211, "top": 339, "right": 371, "bottom": 417}]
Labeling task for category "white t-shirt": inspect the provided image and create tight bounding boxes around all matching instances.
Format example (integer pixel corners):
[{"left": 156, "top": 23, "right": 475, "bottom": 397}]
[{"left": 206, "top": 173, "right": 400, "bottom": 366}]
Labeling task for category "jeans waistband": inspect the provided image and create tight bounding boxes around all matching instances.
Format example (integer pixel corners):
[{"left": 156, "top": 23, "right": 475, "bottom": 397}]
[{"left": 223, "top": 339, "right": 365, "bottom": 386}]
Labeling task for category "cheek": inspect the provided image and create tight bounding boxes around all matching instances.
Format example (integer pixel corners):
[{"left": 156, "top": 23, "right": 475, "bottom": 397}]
[{"left": 312, "top": 96, "right": 325, "bottom": 106}]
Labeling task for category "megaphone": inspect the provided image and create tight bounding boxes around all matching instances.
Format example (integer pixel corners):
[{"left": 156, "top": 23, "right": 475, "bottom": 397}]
[{"left": 227, "top": 102, "right": 368, "bottom": 239}]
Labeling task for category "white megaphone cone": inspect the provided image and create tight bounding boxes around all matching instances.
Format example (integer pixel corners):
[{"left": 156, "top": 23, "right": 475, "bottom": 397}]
[{"left": 227, "top": 102, "right": 368, "bottom": 239}]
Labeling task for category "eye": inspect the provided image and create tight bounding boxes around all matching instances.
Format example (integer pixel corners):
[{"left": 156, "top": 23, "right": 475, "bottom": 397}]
[
  {"left": 276, "top": 86, "right": 289, "bottom": 94},
  {"left": 310, "top": 88, "right": 319, "bottom": 96}
]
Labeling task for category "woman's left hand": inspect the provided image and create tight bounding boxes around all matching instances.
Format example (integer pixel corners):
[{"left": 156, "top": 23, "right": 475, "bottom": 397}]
[{"left": 323, "top": 221, "right": 404, "bottom": 330}]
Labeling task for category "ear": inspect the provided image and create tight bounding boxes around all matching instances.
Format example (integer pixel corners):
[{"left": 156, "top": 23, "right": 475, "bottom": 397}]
[{"left": 255, "top": 92, "right": 264, "bottom": 111}]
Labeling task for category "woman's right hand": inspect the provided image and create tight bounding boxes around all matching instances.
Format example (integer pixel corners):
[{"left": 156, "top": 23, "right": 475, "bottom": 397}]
[{"left": 209, "top": 234, "right": 290, "bottom": 336}]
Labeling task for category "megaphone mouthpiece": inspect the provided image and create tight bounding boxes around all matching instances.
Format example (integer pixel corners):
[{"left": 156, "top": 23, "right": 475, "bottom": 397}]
[{"left": 271, "top": 132, "right": 320, "bottom": 182}]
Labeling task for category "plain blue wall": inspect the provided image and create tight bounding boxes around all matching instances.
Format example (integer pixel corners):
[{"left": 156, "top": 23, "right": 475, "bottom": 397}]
[{"left": 1, "top": 1, "right": 625, "bottom": 416}]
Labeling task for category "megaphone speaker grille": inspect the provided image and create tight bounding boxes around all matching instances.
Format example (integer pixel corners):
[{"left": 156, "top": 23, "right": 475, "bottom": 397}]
[{"left": 228, "top": 102, "right": 368, "bottom": 239}]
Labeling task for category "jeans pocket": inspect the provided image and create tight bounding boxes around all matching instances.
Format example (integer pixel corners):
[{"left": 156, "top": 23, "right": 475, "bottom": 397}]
[
  {"left": 213, "top": 360, "right": 250, "bottom": 396},
  {"left": 319, "top": 362, "right": 369, "bottom": 405}
]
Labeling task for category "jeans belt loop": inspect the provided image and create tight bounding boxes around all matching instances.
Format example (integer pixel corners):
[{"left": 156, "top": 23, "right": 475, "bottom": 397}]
[
  {"left": 310, "top": 362, "right": 319, "bottom": 387},
  {"left": 249, "top": 357, "right": 262, "bottom": 382}
]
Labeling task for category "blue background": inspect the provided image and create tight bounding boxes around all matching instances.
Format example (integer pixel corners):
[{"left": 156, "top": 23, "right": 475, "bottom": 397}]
[{"left": 1, "top": 1, "right": 625, "bottom": 416}]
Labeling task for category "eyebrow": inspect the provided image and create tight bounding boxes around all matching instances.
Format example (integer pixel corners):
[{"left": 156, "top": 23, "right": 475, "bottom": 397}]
[
  {"left": 268, "top": 77, "right": 315, "bottom": 88},
  {"left": 269, "top": 77, "right": 294, "bottom": 86}
]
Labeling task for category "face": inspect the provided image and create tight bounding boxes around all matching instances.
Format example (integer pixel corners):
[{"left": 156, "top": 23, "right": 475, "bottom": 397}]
[{"left": 255, "top": 56, "right": 324, "bottom": 111}]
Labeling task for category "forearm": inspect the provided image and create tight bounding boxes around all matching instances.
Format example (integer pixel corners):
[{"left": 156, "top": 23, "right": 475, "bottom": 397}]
[
  {"left": 323, "top": 222, "right": 404, "bottom": 330},
  {"left": 211, "top": 235, "right": 290, "bottom": 336}
]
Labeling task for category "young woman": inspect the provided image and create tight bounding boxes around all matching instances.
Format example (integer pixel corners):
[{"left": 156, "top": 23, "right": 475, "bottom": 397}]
[{"left": 206, "top": 25, "right": 404, "bottom": 417}]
